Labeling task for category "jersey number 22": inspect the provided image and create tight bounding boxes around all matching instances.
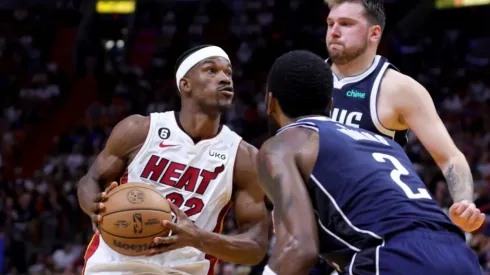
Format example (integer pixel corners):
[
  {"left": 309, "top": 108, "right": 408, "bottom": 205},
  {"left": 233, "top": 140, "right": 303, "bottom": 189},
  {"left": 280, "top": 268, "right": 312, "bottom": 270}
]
[{"left": 372, "top": 152, "right": 431, "bottom": 199}]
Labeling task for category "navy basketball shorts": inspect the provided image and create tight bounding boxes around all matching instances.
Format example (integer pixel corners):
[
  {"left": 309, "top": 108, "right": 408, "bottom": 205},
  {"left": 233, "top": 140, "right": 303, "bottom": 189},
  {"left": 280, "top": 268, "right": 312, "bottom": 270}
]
[{"left": 347, "top": 229, "right": 482, "bottom": 275}]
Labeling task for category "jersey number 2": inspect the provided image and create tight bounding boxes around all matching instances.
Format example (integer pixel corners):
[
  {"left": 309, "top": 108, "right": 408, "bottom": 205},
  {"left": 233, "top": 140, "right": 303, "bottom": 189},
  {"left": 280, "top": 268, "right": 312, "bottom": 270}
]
[
  {"left": 166, "top": 192, "right": 204, "bottom": 217},
  {"left": 372, "top": 152, "right": 431, "bottom": 199}
]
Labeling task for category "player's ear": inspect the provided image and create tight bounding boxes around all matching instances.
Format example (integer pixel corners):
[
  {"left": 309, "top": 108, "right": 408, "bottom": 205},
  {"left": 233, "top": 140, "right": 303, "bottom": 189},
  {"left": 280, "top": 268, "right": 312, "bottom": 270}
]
[
  {"left": 180, "top": 78, "right": 192, "bottom": 94},
  {"left": 368, "top": 25, "right": 382, "bottom": 45},
  {"left": 266, "top": 92, "right": 274, "bottom": 116},
  {"left": 327, "top": 97, "right": 334, "bottom": 116}
]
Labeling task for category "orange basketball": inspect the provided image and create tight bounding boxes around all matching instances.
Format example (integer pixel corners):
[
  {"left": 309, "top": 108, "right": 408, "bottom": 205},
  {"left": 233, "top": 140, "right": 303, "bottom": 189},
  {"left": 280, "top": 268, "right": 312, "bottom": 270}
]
[{"left": 99, "top": 182, "right": 172, "bottom": 256}]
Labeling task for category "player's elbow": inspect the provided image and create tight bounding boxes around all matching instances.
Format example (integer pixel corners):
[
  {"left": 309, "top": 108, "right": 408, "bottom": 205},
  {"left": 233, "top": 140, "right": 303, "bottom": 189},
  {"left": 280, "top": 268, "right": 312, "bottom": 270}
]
[
  {"left": 283, "top": 236, "right": 318, "bottom": 270},
  {"left": 247, "top": 247, "right": 267, "bottom": 265},
  {"left": 245, "top": 234, "right": 269, "bottom": 265},
  {"left": 296, "top": 243, "right": 318, "bottom": 270},
  {"left": 76, "top": 174, "right": 88, "bottom": 197}
]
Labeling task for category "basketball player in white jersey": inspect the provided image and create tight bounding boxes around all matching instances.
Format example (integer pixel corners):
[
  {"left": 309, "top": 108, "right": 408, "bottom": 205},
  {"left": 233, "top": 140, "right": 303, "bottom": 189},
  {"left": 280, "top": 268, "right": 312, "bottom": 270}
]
[
  {"left": 325, "top": 0, "right": 483, "bottom": 233},
  {"left": 77, "top": 45, "right": 269, "bottom": 275}
]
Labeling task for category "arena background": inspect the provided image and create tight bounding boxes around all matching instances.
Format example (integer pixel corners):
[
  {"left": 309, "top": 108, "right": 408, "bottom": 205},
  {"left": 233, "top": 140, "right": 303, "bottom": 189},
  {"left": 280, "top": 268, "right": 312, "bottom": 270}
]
[{"left": 0, "top": 0, "right": 489, "bottom": 274}]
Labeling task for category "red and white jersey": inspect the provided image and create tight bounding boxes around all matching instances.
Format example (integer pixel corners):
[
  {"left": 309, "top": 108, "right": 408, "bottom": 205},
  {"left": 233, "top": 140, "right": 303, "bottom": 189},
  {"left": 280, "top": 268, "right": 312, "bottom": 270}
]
[{"left": 84, "top": 111, "right": 242, "bottom": 275}]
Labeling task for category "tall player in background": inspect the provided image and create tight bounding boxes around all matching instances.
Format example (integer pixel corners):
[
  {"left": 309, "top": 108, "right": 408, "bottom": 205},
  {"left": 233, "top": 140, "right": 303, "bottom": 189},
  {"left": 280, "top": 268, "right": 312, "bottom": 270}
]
[
  {"left": 325, "top": 0, "right": 482, "bottom": 233},
  {"left": 257, "top": 50, "right": 482, "bottom": 275},
  {"left": 77, "top": 45, "right": 269, "bottom": 275}
]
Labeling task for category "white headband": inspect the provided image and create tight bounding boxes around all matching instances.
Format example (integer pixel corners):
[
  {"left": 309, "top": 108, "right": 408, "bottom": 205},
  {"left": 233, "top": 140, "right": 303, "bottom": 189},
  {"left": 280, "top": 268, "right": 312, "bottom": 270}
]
[{"left": 175, "top": 46, "right": 230, "bottom": 91}]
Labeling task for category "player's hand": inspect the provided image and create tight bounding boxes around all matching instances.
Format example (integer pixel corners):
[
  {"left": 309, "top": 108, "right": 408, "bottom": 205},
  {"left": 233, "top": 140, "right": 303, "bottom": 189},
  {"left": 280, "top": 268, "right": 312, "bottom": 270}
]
[
  {"left": 449, "top": 200, "right": 486, "bottom": 232},
  {"left": 146, "top": 199, "right": 201, "bottom": 256},
  {"left": 90, "top": 181, "right": 118, "bottom": 234}
]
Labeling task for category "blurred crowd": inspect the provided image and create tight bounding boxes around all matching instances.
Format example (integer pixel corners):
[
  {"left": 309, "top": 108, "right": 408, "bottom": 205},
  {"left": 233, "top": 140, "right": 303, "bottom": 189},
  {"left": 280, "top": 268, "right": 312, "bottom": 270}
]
[{"left": 0, "top": 0, "right": 490, "bottom": 274}]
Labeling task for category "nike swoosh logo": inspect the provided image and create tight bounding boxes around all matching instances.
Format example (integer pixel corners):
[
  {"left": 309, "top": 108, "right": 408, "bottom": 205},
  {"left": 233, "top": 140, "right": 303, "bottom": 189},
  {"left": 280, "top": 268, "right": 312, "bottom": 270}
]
[{"left": 159, "top": 142, "right": 177, "bottom": 148}]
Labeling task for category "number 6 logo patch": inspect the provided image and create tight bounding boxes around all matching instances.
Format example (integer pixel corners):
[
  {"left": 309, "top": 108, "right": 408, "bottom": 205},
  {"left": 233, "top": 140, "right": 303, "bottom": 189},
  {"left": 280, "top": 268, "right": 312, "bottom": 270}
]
[{"left": 158, "top": 127, "right": 171, "bottom": 140}]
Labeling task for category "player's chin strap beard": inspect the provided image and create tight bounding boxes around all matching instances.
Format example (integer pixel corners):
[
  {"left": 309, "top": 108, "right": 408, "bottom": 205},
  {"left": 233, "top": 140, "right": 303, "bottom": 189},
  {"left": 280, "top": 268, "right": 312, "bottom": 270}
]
[{"left": 175, "top": 46, "right": 231, "bottom": 92}]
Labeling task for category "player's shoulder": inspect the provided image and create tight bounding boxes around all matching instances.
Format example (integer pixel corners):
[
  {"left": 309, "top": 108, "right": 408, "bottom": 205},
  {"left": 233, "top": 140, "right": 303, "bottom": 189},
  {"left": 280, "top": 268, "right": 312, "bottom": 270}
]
[
  {"left": 260, "top": 126, "right": 319, "bottom": 158},
  {"left": 232, "top": 140, "right": 260, "bottom": 188},
  {"left": 381, "top": 68, "right": 429, "bottom": 104},
  {"left": 383, "top": 69, "right": 424, "bottom": 92},
  {"left": 106, "top": 114, "right": 150, "bottom": 152},
  {"left": 236, "top": 140, "right": 258, "bottom": 167},
  {"left": 113, "top": 114, "right": 150, "bottom": 135},
  {"left": 258, "top": 126, "right": 320, "bottom": 181}
]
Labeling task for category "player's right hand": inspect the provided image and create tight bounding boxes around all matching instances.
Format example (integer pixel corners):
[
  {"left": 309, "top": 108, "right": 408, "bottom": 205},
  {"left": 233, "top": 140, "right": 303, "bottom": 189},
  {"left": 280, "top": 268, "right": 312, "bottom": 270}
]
[
  {"left": 449, "top": 200, "right": 486, "bottom": 233},
  {"left": 91, "top": 181, "right": 118, "bottom": 234}
]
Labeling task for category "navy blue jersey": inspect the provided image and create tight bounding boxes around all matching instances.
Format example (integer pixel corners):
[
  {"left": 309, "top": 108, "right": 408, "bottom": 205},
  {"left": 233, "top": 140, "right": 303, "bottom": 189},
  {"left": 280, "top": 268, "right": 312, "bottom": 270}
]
[
  {"left": 277, "top": 117, "right": 464, "bottom": 269},
  {"left": 327, "top": 55, "right": 408, "bottom": 146}
]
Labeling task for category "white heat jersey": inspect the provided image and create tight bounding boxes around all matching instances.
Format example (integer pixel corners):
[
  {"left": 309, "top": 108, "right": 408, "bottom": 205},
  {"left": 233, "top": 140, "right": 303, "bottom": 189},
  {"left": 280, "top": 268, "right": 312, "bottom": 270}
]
[{"left": 84, "top": 111, "right": 242, "bottom": 275}]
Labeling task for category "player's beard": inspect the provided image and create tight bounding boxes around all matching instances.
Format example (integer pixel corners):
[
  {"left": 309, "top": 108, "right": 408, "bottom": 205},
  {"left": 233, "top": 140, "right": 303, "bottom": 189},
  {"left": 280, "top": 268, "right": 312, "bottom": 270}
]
[
  {"left": 216, "top": 101, "right": 232, "bottom": 113},
  {"left": 197, "top": 98, "right": 232, "bottom": 115},
  {"left": 328, "top": 39, "right": 367, "bottom": 65},
  {"left": 216, "top": 92, "right": 233, "bottom": 113}
]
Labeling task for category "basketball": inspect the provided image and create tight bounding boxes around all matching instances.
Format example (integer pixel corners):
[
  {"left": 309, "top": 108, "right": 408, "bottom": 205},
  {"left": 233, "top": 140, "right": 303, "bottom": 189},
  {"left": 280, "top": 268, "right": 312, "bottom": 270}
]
[{"left": 99, "top": 182, "right": 173, "bottom": 256}]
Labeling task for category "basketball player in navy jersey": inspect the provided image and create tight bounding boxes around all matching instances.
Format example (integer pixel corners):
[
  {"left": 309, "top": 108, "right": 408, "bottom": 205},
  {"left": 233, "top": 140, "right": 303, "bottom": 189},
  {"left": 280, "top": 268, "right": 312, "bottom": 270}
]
[
  {"left": 257, "top": 50, "right": 482, "bottom": 275},
  {"left": 325, "top": 0, "right": 482, "bottom": 234}
]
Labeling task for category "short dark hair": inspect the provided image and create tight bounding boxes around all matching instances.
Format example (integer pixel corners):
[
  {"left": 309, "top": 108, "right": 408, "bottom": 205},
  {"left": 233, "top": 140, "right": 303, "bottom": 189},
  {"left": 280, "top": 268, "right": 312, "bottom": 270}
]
[
  {"left": 174, "top": 44, "right": 213, "bottom": 75},
  {"left": 331, "top": 0, "right": 386, "bottom": 30},
  {"left": 267, "top": 50, "right": 333, "bottom": 118}
]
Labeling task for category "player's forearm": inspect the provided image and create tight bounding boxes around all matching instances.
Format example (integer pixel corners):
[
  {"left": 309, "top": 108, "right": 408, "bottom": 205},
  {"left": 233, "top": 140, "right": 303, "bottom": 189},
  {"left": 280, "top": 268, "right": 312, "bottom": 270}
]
[
  {"left": 195, "top": 229, "right": 267, "bottom": 265},
  {"left": 439, "top": 154, "right": 474, "bottom": 203},
  {"left": 77, "top": 174, "right": 101, "bottom": 215}
]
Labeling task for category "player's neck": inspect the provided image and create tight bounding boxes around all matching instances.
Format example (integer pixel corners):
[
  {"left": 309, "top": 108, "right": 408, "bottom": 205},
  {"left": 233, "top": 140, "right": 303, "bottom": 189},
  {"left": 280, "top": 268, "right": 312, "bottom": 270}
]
[
  {"left": 177, "top": 109, "right": 221, "bottom": 140},
  {"left": 331, "top": 52, "right": 376, "bottom": 79}
]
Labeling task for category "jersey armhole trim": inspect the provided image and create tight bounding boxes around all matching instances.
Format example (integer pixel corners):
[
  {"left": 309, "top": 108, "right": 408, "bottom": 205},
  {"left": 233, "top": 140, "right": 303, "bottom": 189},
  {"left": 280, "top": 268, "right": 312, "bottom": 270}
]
[
  {"left": 127, "top": 114, "right": 157, "bottom": 171},
  {"left": 227, "top": 132, "right": 243, "bottom": 205},
  {"left": 276, "top": 122, "right": 319, "bottom": 135},
  {"left": 369, "top": 63, "right": 396, "bottom": 138}
]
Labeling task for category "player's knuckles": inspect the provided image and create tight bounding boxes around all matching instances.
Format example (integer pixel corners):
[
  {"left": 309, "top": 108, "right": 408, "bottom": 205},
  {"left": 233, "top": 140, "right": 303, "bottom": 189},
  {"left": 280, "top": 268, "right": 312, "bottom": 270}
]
[
  {"left": 475, "top": 213, "right": 485, "bottom": 223},
  {"left": 466, "top": 214, "right": 479, "bottom": 224},
  {"left": 93, "top": 196, "right": 100, "bottom": 203},
  {"left": 456, "top": 204, "right": 467, "bottom": 214},
  {"left": 154, "top": 237, "right": 175, "bottom": 244},
  {"left": 459, "top": 208, "right": 473, "bottom": 219},
  {"left": 105, "top": 182, "right": 116, "bottom": 191},
  {"left": 91, "top": 214, "right": 99, "bottom": 223},
  {"left": 91, "top": 203, "right": 98, "bottom": 213},
  {"left": 92, "top": 202, "right": 104, "bottom": 213},
  {"left": 468, "top": 209, "right": 480, "bottom": 223},
  {"left": 100, "top": 192, "right": 109, "bottom": 201}
]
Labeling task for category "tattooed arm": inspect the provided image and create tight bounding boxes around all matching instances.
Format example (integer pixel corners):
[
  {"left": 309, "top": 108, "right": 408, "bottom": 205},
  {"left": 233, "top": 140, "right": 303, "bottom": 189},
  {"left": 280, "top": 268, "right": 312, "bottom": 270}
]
[
  {"left": 257, "top": 128, "right": 319, "bottom": 275},
  {"left": 443, "top": 163, "right": 473, "bottom": 203},
  {"left": 389, "top": 71, "right": 484, "bottom": 232},
  {"left": 389, "top": 70, "right": 474, "bottom": 202}
]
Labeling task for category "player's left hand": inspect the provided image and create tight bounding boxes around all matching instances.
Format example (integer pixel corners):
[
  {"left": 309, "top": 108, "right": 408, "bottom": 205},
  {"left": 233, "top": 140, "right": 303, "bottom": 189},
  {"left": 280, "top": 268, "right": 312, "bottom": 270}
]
[
  {"left": 449, "top": 200, "right": 486, "bottom": 232},
  {"left": 146, "top": 199, "right": 201, "bottom": 256}
]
